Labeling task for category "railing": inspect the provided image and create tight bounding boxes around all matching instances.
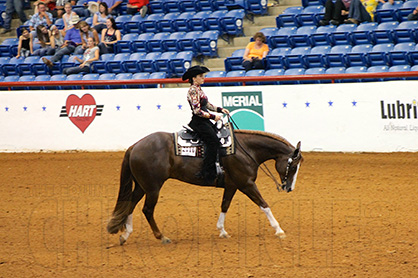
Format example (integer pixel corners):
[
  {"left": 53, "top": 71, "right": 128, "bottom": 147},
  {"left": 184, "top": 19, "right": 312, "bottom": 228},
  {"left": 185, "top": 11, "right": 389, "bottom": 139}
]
[{"left": 1, "top": 71, "right": 418, "bottom": 90}]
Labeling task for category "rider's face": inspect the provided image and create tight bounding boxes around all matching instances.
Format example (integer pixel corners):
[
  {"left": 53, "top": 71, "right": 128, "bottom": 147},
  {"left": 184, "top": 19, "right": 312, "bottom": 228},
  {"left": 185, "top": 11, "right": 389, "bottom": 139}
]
[{"left": 193, "top": 74, "right": 205, "bottom": 85}]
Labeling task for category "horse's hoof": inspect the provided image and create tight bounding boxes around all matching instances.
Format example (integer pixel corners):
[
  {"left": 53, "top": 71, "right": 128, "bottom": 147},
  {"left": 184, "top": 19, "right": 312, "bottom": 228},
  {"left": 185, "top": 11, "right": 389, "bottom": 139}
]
[
  {"left": 161, "top": 236, "right": 171, "bottom": 244},
  {"left": 276, "top": 232, "right": 286, "bottom": 239},
  {"left": 219, "top": 232, "right": 230, "bottom": 239},
  {"left": 119, "top": 235, "right": 127, "bottom": 245}
]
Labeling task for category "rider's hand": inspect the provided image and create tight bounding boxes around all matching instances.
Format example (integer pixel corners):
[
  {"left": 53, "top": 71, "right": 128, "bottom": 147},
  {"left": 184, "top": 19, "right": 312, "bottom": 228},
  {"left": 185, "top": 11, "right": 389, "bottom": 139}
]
[
  {"left": 214, "top": 114, "right": 222, "bottom": 121},
  {"left": 221, "top": 108, "right": 229, "bottom": 114}
]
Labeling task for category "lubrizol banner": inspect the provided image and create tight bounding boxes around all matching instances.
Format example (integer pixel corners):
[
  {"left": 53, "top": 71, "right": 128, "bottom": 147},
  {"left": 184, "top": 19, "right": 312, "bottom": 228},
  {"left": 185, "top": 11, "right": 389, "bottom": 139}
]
[{"left": 0, "top": 81, "right": 417, "bottom": 152}]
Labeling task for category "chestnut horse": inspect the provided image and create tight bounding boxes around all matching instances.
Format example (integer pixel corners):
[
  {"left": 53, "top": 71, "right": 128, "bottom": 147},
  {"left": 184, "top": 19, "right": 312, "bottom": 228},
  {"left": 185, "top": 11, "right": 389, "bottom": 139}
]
[{"left": 107, "top": 130, "right": 303, "bottom": 245}]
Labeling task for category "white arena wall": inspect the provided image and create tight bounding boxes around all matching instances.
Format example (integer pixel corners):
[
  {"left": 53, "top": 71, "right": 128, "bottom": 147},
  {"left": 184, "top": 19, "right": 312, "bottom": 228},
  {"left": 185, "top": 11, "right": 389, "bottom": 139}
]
[{"left": 0, "top": 81, "right": 417, "bottom": 152}]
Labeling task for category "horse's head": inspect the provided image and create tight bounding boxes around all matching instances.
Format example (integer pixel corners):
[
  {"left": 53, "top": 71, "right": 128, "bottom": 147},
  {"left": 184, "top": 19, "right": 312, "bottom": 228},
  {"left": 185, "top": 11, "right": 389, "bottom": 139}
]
[{"left": 276, "top": 141, "right": 303, "bottom": 193}]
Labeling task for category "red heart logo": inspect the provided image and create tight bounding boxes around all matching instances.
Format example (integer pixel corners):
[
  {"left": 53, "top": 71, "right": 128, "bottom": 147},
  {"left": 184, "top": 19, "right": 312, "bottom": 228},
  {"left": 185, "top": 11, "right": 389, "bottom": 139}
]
[{"left": 66, "top": 94, "right": 97, "bottom": 133}]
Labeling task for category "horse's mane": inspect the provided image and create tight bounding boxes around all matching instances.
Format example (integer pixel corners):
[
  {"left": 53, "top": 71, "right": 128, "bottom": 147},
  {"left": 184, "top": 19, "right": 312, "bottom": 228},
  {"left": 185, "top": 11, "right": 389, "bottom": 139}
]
[{"left": 234, "top": 130, "right": 294, "bottom": 149}]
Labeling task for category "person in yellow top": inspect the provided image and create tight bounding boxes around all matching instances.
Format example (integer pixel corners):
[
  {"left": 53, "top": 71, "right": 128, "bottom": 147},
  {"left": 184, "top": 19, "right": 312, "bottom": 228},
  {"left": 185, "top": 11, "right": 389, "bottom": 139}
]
[
  {"left": 345, "top": 0, "right": 393, "bottom": 24},
  {"left": 242, "top": 32, "right": 269, "bottom": 72}
]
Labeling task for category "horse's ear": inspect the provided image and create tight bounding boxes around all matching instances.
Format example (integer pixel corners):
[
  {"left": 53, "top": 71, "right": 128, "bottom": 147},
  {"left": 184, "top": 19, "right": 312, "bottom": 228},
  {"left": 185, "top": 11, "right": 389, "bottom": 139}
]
[
  {"left": 296, "top": 141, "right": 301, "bottom": 150},
  {"left": 292, "top": 141, "right": 301, "bottom": 159}
]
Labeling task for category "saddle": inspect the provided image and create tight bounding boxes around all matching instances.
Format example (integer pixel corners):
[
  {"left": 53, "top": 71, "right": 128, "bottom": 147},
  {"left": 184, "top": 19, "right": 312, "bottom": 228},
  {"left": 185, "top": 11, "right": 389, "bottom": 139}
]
[{"left": 173, "top": 122, "right": 235, "bottom": 158}]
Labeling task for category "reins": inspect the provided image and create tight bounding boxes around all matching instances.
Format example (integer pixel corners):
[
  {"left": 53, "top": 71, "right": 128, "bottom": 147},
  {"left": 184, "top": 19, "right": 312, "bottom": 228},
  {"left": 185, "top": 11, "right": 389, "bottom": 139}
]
[{"left": 226, "top": 115, "right": 285, "bottom": 192}]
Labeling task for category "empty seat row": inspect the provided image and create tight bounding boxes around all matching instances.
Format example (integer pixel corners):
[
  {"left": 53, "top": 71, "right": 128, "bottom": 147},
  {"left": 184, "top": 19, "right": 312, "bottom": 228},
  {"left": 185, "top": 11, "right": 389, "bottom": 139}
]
[
  {"left": 225, "top": 42, "right": 418, "bottom": 71},
  {"left": 0, "top": 72, "right": 168, "bottom": 90}
]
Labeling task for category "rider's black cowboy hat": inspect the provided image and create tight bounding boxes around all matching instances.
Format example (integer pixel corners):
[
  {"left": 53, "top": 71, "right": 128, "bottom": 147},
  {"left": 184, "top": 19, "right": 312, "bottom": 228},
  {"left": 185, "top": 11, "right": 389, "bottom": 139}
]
[{"left": 182, "top": 65, "right": 210, "bottom": 81}]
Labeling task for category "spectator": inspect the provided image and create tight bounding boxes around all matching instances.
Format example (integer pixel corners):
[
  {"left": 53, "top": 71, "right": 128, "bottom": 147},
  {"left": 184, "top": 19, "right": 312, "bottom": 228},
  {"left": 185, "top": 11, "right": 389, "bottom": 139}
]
[
  {"left": 344, "top": 0, "right": 393, "bottom": 24},
  {"left": 92, "top": 2, "right": 112, "bottom": 34},
  {"left": 28, "top": 2, "right": 53, "bottom": 38},
  {"left": 42, "top": 15, "right": 82, "bottom": 67},
  {"left": 63, "top": 37, "right": 99, "bottom": 75},
  {"left": 97, "top": 0, "right": 122, "bottom": 16},
  {"left": 75, "top": 21, "right": 100, "bottom": 54},
  {"left": 33, "top": 24, "right": 53, "bottom": 56},
  {"left": 242, "top": 32, "right": 269, "bottom": 72},
  {"left": 62, "top": 2, "right": 78, "bottom": 31},
  {"left": 407, "top": 5, "right": 418, "bottom": 20},
  {"left": 54, "top": 0, "right": 76, "bottom": 18},
  {"left": 1, "top": 0, "right": 28, "bottom": 34},
  {"left": 319, "top": 0, "right": 351, "bottom": 26},
  {"left": 127, "top": 0, "right": 149, "bottom": 17},
  {"left": 16, "top": 28, "right": 33, "bottom": 58},
  {"left": 98, "top": 18, "right": 121, "bottom": 54},
  {"left": 49, "top": 25, "right": 65, "bottom": 52}
]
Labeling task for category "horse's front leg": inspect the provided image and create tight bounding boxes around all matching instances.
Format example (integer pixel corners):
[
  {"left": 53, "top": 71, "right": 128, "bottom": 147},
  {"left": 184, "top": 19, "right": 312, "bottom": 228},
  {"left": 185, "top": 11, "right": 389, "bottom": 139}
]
[
  {"left": 217, "top": 187, "right": 237, "bottom": 238},
  {"left": 239, "top": 184, "right": 286, "bottom": 239}
]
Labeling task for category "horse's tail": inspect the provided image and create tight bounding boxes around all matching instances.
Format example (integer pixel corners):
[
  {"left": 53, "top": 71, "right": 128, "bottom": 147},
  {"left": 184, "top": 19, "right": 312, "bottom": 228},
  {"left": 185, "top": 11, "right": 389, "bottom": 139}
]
[{"left": 107, "top": 145, "right": 134, "bottom": 234}]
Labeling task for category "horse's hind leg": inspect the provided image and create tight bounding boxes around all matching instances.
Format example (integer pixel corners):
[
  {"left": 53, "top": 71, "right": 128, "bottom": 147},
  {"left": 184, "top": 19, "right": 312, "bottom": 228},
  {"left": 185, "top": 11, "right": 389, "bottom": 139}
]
[
  {"left": 120, "top": 181, "right": 145, "bottom": 245},
  {"left": 142, "top": 189, "right": 171, "bottom": 244}
]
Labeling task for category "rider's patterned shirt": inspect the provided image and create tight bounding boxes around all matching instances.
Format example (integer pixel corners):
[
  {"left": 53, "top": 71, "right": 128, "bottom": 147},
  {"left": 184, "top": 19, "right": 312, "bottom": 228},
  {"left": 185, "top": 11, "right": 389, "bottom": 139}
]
[{"left": 187, "top": 84, "right": 219, "bottom": 120}]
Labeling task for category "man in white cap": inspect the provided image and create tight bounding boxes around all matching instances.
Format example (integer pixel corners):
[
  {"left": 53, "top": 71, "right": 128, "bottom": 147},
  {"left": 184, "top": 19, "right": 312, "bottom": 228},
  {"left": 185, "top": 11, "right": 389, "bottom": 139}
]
[{"left": 42, "top": 14, "right": 82, "bottom": 68}]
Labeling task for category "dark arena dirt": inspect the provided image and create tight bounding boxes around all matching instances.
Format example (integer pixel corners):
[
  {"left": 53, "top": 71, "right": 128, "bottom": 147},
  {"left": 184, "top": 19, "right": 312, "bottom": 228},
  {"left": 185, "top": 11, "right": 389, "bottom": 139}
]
[{"left": 0, "top": 151, "right": 417, "bottom": 277}]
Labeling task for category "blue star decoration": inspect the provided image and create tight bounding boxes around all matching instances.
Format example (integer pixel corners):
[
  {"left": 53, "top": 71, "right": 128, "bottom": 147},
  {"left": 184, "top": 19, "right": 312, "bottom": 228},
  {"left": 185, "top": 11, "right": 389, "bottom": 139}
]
[
  {"left": 282, "top": 102, "right": 288, "bottom": 108},
  {"left": 305, "top": 101, "right": 310, "bottom": 108},
  {"left": 42, "top": 106, "right": 47, "bottom": 111},
  {"left": 5, "top": 107, "right": 9, "bottom": 112},
  {"left": 136, "top": 105, "right": 141, "bottom": 111},
  {"left": 156, "top": 104, "right": 161, "bottom": 110},
  {"left": 116, "top": 105, "right": 120, "bottom": 111},
  {"left": 352, "top": 100, "right": 357, "bottom": 106},
  {"left": 177, "top": 104, "right": 182, "bottom": 110},
  {"left": 23, "top": 106, "right": 27, "bottom": 111},
  {"left": 328, "top": 101, "right": 333, "bottom": 107}
]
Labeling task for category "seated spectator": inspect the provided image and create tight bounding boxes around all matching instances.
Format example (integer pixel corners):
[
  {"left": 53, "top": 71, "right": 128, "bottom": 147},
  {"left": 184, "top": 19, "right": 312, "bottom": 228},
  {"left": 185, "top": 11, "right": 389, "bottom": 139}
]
[
  {"left": 33, "top": 25, "right": 53, "bottom": 56},
  {"left": 29, "top": 2, "right": 53, "bottom": 38},
  {"left": 63, "top": 37, "right": 99, "bottom": 75},
  {"left": 49, "top": 25, "right": 65, "bottom": 53},
  {"left": 92, "top": 2, "right": 112, "bottom": 34},
  {"left": 97, "top": 0, "right": 122, "bottom": 16},
  {"left": 319, "top": 0, "right": 351, "bottom": 26},
  {"left": 98, "top": 18, "right": 121, "bottom": 54},
  {"left": 1, "top": 0, "right": 28, "bottom": 34},
  {"left": 408, "top": 5, "right": 418, "bottom": 20},
  {"left": 242, "top": 32, "right": 269, "bottom": 72},
  {"left": 75, "top": 21, "right": 100, "bottom": 54},
  {"left": 62, "top": 2, "right": 78, "bottom": 31},
  {"left": 16, "top": 28, "right": 33, "bottom": 58},
  {"left": 54, "top": 0, "right": 77, "bottom": 18},
  {"left": 344, "top": 0, "right": 393, "bottom": 24},
  {"left": 127, "top": 0, "right": 149, "bottom": 17},
  {"left": 42, "top": 15, "right": 82, "bottom": 67}
]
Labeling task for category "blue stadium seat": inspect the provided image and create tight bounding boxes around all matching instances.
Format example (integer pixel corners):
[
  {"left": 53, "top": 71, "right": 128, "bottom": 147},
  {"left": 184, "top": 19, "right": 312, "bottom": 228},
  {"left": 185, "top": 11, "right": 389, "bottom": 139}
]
[
  {"left": 65, "top": 73, "right": 84, "bottom": 89},
  {"left": 132, "top": 72, "right": 151, "bottom": 89},
  {"left": 149, "top": 0, "right": 167, "bottom": 14},
  {"left": 350, "top": 22, "right": 378, "bottom": 45},
  {"left": 282, "top": 46, "right": 311, "bottom": 69},
  {"left": 296, "top": 5, "right": 324, "bottom": 26},
  {"left": 179, "top": 0, "right": 199, "bottom": 12},
  {"left": 0, "top": 57, "right": 10, "bottom": 75},
  {"left": 387, "top": 42, "right": 415, "bottom": 66},
  {"left": 325, "top": 67, "right": 345, "bottom": 78},
  {"left": 171, "top": 11, "right": 196, "bottom": 32},
  {"left": 82, "top": 73, "right": 100, "bottom": 89},
  {"left": 195, "top": 30, "right": 219, "bottom": 57},
  {"left": 392, "top": 21, "right": 418, "bottom": 44},
  {"left": 85, "top": 16, "right": 93, "bottom": 26},
  {"left": 289, "top": 26, "right": 317, "bottom": 47},
  {"left": 177, "top": 31, "right": 202, "bottom": 54},
  {"left": 282, "top": 68, "right": 305, "bottom": 84},
  {"left": 324, "top": 44, "right": 352, "bottom": 67},
  {"left": 224, "top": 48, "right": 245, "bottom": 71},
  {"left": 115, "top": 33, "right": 139, "bottom": 53},
  {"left": 49, "top": 74, "right": 67, "bottom": 90},
  {"left": 170, "top": 51, "right": 193, "bottom": 77},
  {"left": 211, "top": 0, "right": 228, "bottom": 10},
  {"left": 276, "top": 6, "right": 304, "bottom": 27},
  {"left": 115, "top": 15, "right": 132, "bottom": 32},
  {"left": 225, "top": 70, "right": 246, "bottom": 86},
  {"left": 301, "top": 0, "right": 326, "bottom": 7},
  {"left": 309, "top": 25, "right": 336, "bottom": 46},
  {"left": 342, "top": 66, "right": 367, "bottom": 83},
  {"left": 115, "top": 73, "right": 133, "bottom": 89},
  {"left": 1, "top": 75, "right": 19, "bottom": 90},
  {"left": 205, "top": 10, "right": 228, "bottom": 32},
  {"left": 34, "top": 74, "right": 51, "bottom": 90},
  {"left": 138, "top": 52, "right": 162, "bottom": 72},
  {"left": 140, "top": 13, "right": 165, "bottom": 33},
  {"left": 220, "top": 9, "right": 245, "bottom": 36},
  {"left": 162, "top": 31, "right": 187, "bottom": 52},
  {"left": 397, "top": 1, "right": 418, "bottom": 22},
  {"left": 407, "top": 43, "right": 418, "bottom": 65},
  {"left": 124, "top": 15, "right": 147, "bottom": 33},
  {"left": 269, "top": 26, "right": 297, "bottom": 48},
  {"left": 345, "top": 44, "right": 373, "bottom": 67},
  {"left": 303, "top": 45, "right": 331, "bottom": 68},
  {"left": 154, "top": 51, "right": 177, "bottom": 76},
  {"left": 164, "top": 0, "right": 182, "bottom": 13},
  {"left": 97, "top": 73, "right": 116, "bottom": 89},
  {"left": 159, "top": 12, "right": 181, "bottom": 32},
  {"left": 265, "top": 47, "right": 291, "bottom": 69},
  {"left": 386, "top": 64, "right": 411, "bottom": 80},
  {"left": 149, "top": 72, "right": 167, "bottom": 88},
  {"left": 365, "top": 43, "right": 394, "bottom": 66},
  {"left": 374, "top": 1, "right": 404, "bottom": 23},
  {"left": 245, "top": 69, "right": 265, "bottom": 85},
  {"left": 91, "top": 53, "right": 115, "bottom": 74},
  {"left": 258, "top": 27, "right": 279, "bottom": 44},
  {"left": 131, "top": 33, "right": 155, "bottom": 53},
  {"left": 371, "top": 21, "right": 399, "bottom": 44},
  {"left": 147, "top": 32, "right": 171, "bottom": 52},
  {"left": 16, "top": 56, "right": 41, "bottom": 76},
  {"left": 106, "top": 53, "right": 131, "bottom": 73},
  {"left": 247, "top": 0, "right": 268, "bottom": 14},
  {"left": 364, "top": 65, "right": 389, "bottom": 82},
  {"left": 203, "top": 70, "right": 227, "bottom": 86},
  {"left": 121, "top": 52, "right": 147, "bottom": 73},
  {"left": 14, "top": 75, "right": 36, "bottom": 90},
  {"left": 189, "top": 11, "right": 212, "bottom": 31},
  {"left": 328, "top": 24, "right": 357, "bottom": 46},
  {"left": 0, "top": 38, "right": 18, "bottom": 57},
  {"left": 302, "top": 67, "right": 326, "bottom": 84},
  {"left": 198, "top": 0, "right": 212, "bottom": 11},
  {"left": 262, "top": 68, "right": 285, "bottom": 85},
  {"left": 2, "top": 57, "right": 25, "bottom": 76}
]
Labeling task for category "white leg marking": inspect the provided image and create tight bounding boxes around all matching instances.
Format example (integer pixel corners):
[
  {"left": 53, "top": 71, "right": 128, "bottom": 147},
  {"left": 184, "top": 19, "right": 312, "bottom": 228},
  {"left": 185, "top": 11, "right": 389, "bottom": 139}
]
[
  {"left": 217, "top": 212, "right": 230, "bottom": 238},
  {"left": 290, "top": 163, "right": 301, "bottom": 191},
  {"left": 120, "top": 214, "right": 133, "bottom": 245},
  {"left": 260, "top": 206, "right": 286, "bottom": 238}
]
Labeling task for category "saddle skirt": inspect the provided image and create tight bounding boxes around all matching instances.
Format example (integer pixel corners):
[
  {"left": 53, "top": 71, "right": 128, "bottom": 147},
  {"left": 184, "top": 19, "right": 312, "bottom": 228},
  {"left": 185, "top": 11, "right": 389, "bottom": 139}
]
[{"left": 174, "top": 122, "right": 235, "bottom": 157}]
